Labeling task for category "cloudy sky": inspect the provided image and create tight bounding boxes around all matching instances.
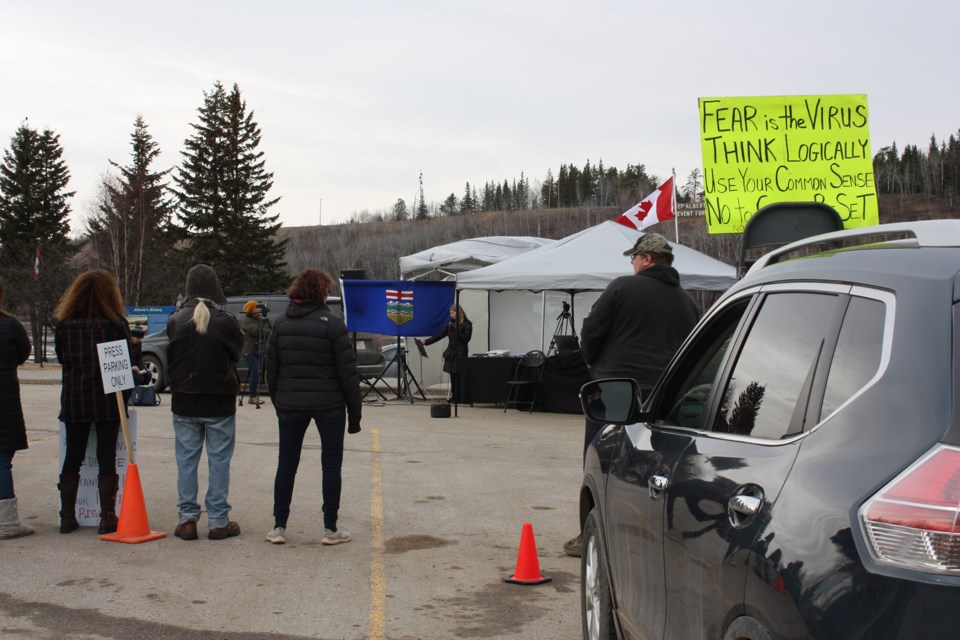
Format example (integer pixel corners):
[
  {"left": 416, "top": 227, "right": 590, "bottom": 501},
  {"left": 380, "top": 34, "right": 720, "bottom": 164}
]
[{"left": 2, "top": 1, "right": 956, "bottom": 232}]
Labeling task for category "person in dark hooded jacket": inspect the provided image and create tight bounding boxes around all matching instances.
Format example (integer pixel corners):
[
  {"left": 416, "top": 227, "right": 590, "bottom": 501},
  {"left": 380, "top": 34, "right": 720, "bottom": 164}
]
[
  {"left": 564, "top": 232, "right": 700, "bottom": 557},
  {"left": 166, "top": 264, "right": 243, "bottom": 541},
  {"left": 264, "top": 268, "right": 361, "bottom": 546},
  {"left": 0, "top": 276, "right": 33, "bottom": 539}
]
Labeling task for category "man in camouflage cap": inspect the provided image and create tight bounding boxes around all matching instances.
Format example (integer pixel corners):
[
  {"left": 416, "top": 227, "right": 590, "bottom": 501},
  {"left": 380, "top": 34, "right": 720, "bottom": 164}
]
[{"left": 563, "top": 232, "right": 700, "bottom": 557}]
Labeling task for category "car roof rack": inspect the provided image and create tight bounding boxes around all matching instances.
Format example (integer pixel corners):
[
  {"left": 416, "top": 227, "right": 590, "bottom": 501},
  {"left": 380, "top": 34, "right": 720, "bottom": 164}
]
[{"left": 747, "top": 219, "right": 960, "bottom": 275}]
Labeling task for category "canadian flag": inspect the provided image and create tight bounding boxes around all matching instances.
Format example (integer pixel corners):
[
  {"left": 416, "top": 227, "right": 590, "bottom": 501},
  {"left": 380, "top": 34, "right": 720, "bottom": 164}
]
[
  {"left": 615, "top": 176, "right": 675, "bottom": 231},
  {"left": 33, "top": 246, "right": 40, "bottom": 281}
]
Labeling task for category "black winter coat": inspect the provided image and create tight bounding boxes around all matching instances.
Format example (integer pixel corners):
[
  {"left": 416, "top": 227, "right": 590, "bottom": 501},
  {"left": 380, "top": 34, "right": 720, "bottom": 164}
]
[
  {"left": 580, "top": 264, "right": 700, "bottom": 386},
  {"left": 0, "top": 315, "right": 30, "bottom": 451},
  {"left": 266, "top": 300, "right": 361, "bottom": 429},
  {"left": 166, "top": 300, "right": 243, "bottom": 397},
  {"left": 423, "top": 319, "right": 472, "bottom": 374},
  {"left": 56, "top": 316, "right": 131, "bottom": 423}
]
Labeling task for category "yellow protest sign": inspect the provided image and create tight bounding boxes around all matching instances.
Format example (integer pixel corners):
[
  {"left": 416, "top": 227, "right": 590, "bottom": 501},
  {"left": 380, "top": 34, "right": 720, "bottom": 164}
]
[{"left": 699, "top": 95, "right": 878, "bottom": 234}]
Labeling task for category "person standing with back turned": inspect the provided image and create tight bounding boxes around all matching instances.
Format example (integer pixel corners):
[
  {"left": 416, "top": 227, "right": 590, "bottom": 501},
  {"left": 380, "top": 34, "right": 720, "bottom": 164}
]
[
  {"left": 563, "top": 233, "right": 700, "bottom": 556},
  {"left": 166, "top": 264, "right": 243, "bottom": 541},
  {"left": 264, "top": 268, "right": 362, "bottom": 546},
  {"left": 54, "top": 269, "right": 131, "bottom": 536},
  {"left": 0, "top": 276, "right": 33, "bottom": 539}
]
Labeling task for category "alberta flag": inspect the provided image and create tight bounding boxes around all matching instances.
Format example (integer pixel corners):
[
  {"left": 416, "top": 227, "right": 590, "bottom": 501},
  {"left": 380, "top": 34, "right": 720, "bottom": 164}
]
[
  {"left": 615, "top": 176, "right": 675, "bottom": 231},
  {"left": 341, "top": 280, "right": 455, "bottom": 337}
]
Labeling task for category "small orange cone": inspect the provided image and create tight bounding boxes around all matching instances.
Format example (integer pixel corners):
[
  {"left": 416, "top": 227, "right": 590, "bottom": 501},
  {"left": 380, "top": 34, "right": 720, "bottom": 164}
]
[
  {"left": 504, "top": 522, "right": 551, "bottom": 585},
  {"left": 100, "top": 463, "right": 166, "bottom": 544}
]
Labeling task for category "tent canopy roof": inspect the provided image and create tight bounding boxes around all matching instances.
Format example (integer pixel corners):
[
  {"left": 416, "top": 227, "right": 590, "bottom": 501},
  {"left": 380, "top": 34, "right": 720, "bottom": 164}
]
[
  {"left": 400, "top": 236, "right": 554, "bottom": 280},
  {"left": 456, "top": 221, "right": 736, "bottom": 292}
]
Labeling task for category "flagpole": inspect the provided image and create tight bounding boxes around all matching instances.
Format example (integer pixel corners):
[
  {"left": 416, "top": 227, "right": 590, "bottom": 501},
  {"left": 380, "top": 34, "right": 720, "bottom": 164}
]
[{"left": 672, "top": 168, "right": 679, "bottom": 244}]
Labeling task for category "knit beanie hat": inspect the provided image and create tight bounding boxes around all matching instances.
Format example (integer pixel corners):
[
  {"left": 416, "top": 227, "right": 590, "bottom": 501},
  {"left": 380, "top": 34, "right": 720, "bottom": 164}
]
[{"left": 184, "top": 264, "right": 226, "bottom": 305}]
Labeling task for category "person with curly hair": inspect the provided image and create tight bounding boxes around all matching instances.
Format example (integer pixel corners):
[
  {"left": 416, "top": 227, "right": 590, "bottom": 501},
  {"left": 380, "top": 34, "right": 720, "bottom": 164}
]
[
  {"left": 0, "top": 276, "right": 33, "bottom": 539},
  {"left": 54, "top": 269, "right": 131, "bottom": 535},
  {"left": 264, "top": 268, "right": 362, "bottom": 545}
]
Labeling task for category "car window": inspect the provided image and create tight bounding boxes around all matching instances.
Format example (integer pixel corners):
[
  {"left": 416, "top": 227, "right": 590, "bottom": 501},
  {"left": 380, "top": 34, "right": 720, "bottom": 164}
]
[
  {"left": 820, "top": 296, "right": 885, "bottom": 418},
  {"left": 659, "top": 299, "right": 751, "bottom": 430},
  {"left": 713, "top": 292, "right": 839, "bottom": 440}
]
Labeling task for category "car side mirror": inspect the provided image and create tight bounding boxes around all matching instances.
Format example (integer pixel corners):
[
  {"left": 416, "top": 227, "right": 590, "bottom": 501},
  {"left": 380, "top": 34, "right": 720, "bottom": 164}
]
[{"left": 579, "top": 378, "right": 647, "bottom": 424}]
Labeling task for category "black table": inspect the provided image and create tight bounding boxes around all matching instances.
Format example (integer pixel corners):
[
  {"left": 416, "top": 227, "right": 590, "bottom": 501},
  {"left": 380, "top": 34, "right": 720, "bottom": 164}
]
[{"left": 458, "top": 352, "right": 590, "bottom": 414}]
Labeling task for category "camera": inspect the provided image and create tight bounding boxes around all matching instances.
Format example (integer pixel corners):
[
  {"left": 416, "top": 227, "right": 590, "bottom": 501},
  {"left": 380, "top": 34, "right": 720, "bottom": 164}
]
[{"left": 256, "top": 304, "right": 270, "bottom": 319}]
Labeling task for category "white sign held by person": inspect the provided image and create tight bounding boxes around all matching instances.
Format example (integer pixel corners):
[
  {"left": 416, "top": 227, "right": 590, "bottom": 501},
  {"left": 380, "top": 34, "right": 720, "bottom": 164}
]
[{"left": 97, "top": 339, "right": 134, "bottom": 393}]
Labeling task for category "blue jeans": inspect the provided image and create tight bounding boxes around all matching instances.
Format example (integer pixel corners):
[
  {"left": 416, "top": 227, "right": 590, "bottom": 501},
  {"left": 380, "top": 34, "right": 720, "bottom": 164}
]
[
  {"left": 244, "top": 354, "right": 261, "bottom": 398},
  {"left": 273, "top": 406, "right": 345, "bottom": 531},
  {"left": 0, "top": 449, "right": 13, "bottom": 500},
  {"left": 172, "top": 413, "right": 236, "bottom": 528}
]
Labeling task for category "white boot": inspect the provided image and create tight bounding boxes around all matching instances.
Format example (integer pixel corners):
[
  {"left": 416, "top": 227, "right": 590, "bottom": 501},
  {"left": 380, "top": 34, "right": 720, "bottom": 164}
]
[{"left": 0, "top": 497, "right": 35, "bottom": 539}]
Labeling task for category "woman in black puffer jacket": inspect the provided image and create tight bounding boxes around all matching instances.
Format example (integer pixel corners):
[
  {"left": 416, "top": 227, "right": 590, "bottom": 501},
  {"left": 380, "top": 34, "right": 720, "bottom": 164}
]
[
  {"left": 0, "top": 276, "right": 33, "bottom": 539},
  {"left": 264, "top": 268, "right": 361, "bottom": 546}
]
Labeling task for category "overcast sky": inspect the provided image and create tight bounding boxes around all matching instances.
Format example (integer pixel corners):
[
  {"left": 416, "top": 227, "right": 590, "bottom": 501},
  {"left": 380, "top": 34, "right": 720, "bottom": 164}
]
[{"left": 2, "top": 1, "right": 956, "bottom": 232}]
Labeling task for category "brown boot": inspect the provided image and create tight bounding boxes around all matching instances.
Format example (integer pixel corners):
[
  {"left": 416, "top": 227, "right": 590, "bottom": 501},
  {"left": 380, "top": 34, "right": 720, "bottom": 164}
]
[
  {"left": 58, "top": 473, "right": 80, "bottom": 533},
  {"left": 97, "top": 474, "right": 119, "bottom": 535}
]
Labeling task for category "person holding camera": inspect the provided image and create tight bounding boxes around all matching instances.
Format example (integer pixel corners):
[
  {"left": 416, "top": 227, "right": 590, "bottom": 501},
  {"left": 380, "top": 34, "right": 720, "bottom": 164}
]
[
  {"left": 421, "top": 304, "right": 472, "bottom": 403},
  {"left": 241, "top": 300, "right": 270, "bottom": 406}
]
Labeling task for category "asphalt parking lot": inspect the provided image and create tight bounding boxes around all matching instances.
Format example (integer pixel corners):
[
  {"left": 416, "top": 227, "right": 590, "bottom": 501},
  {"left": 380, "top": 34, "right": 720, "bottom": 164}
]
[{"left": 2, "top": 369, "right": 585, "bottom": 640}]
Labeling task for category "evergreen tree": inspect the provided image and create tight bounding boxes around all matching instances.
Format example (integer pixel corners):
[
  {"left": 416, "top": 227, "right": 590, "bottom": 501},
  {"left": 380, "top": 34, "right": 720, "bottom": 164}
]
[
  {"left": 440, "top": 193, "right": 458, "bottom": 216},
  {"left": 0, "top": 121, "right": 75, "bottom": 359},
  {"left": 173, "top": 81, "right": 287, "bottom": 295},
  {"left": 415, "top": 171, "right": 429, "bottom": 219},
  {"left": 86, "top": 116, "right": 178, "bottom": 304},
  {"left": 393, "top": 198, "right": 409, "bottom": 220},
  {"left": 461, "top": 182, "right": 475, "bottom": 214},
  {"left": 540, "top": 169, "right": 557, "bottom": 208}
]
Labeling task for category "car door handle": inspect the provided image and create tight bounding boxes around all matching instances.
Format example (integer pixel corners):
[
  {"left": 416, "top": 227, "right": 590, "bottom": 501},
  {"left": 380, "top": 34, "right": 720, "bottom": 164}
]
[
  {"left": 729, "top": 494, "right": 762, "bottom": 516},
  {"left": 649, "top": 475, "right": 669, "bottom": 491}
]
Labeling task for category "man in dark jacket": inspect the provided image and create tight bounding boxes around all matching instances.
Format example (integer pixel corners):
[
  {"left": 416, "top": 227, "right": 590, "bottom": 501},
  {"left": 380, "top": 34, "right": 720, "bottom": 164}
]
[
  {"left": 166, "top": 264, "right": 243, "bottom": 541},
  {"left": 565, "top": 233, "right": 700, "bottom": 556}
]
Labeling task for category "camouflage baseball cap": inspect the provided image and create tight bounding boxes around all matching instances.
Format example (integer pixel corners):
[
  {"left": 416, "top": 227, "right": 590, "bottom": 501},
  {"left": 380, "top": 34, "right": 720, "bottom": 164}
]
[{"left": 623, "top": 233, "right": 673, "bottom": 257}]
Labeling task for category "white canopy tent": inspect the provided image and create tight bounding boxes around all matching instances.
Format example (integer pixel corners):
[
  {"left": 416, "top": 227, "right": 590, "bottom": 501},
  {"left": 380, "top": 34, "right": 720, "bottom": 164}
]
[
  {"left": 455, "top": 221, "right": 737, "bottom": 355},
  {"left": 396, "top": 235, "right": 554, "bottom": 391},
  {"left": 399, "top": 236, "right": 554, "bottom": 280}
]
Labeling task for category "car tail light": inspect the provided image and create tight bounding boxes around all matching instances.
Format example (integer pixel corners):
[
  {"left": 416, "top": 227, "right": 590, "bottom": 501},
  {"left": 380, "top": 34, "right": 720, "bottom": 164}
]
[{"left": 861, "top": 444, "right": 960, "bottom": 574}]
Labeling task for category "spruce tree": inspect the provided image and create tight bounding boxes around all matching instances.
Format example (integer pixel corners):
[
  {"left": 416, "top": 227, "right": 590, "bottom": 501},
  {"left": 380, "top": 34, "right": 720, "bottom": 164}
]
[
  {"left": 87, "top": 116, "right": 178, "bottom": 304},
  {"left": 0, "top": 121, "right": 75, "bottom": 359},
  {"left": 173, "top": 81, "right": 287, "bottom": 295}
]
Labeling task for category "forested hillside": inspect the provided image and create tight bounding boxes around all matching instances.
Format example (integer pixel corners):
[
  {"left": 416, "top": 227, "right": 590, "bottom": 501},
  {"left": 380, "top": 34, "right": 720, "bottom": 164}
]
[{"left": 281, "top": 191, "right": 958, "bottom": 291}]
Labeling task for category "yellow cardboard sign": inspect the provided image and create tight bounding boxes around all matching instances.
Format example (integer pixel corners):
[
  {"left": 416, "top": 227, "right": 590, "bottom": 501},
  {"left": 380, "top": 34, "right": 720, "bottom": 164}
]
[{"left": 699, "top": 95, "right": 878, "bottom": 234}]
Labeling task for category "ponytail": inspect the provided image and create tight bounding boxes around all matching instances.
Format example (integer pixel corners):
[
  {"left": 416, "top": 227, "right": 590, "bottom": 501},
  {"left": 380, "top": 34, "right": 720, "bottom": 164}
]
[{"left": 192, "top": 298, "right": 211, "bottom": 334}]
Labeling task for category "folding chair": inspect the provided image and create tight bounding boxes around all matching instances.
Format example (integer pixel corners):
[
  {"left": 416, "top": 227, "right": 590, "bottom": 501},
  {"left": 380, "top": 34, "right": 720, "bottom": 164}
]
[
  {"left": 503, "top": 350, "right": 546, "bottom": 413},
  {"left": 358, "top": 353, "right": 392, "bottom": 401}
]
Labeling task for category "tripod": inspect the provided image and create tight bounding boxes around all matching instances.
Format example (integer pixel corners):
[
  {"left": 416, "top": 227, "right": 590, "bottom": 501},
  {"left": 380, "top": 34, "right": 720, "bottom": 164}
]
[
  {"left": 365, "top": 338, "right": 427, "bottom": 404},
  {"left": 548, "top": 301, "right": 576, "bottom": 356}
]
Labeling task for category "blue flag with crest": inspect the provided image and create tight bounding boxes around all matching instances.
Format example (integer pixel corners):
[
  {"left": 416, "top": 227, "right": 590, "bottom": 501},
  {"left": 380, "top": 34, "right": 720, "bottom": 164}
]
[{"left": 341, "top": 280, "right": 455, "bottom": 337}]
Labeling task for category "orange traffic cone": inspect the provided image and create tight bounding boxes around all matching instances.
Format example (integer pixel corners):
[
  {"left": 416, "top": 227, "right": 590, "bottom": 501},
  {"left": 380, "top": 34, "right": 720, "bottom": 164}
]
[
  {"left": 100, "top": 463, "right": 166, "bottom": 544},
  {"left": 504, "top": 522, "right": 551, "bottom": 585}
]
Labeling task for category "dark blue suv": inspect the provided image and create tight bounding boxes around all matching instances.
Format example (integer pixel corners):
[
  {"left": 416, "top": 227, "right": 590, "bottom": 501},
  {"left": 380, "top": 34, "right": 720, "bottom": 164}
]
[{"left": 578, "top": 220, "right": 960, "bottom": 640}]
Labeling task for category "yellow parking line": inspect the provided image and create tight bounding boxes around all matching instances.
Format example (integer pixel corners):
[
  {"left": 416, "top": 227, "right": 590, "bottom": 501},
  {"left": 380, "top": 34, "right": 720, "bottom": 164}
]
[
  {"left": 369, "top": 428, "right": 386, "bottom": 640},
  {"left": 29, "top": 434, "right": 58, "bottom": 444}
]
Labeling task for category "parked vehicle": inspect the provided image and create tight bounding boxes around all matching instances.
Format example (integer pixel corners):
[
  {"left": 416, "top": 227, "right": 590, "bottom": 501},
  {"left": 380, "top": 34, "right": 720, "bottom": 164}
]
[
  {"left": 141, "top": 294, "right": 384, "bottom": 392},
  {"left": 578, "top": 220, "right": 960, "bottom": 640}
]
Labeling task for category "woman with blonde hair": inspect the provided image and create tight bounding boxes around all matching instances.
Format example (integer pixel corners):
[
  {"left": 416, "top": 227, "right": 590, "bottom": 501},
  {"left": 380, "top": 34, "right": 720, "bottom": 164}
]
[
  {"left": 54, "top": 269, "right": 131, "bottom": 535},
  {"left": 0, "top": 276, "right": 33, "bottom": 539}
]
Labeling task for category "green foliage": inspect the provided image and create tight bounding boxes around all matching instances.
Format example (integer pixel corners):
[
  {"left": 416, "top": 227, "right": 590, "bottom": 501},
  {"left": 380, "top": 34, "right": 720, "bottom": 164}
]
[
  {"left": 393, "top": 198, "right": 409, "bottom": 221},
  {"left": 173, "top": 81, "right": 287, "bottom": 295},
  {"left": 0, "top": 121, "right": 76, "bottom": 358}
]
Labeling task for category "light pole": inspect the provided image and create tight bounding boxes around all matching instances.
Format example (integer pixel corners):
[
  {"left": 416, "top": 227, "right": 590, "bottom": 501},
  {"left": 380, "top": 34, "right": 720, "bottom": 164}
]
[{"left": 319, "top": 198, "right": 322, "bottom": 226}]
